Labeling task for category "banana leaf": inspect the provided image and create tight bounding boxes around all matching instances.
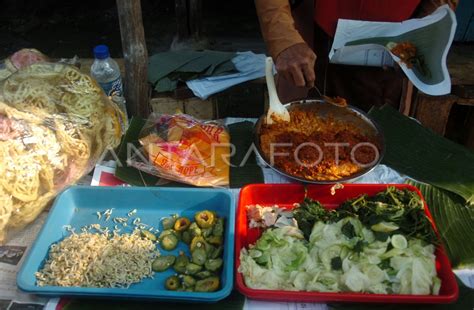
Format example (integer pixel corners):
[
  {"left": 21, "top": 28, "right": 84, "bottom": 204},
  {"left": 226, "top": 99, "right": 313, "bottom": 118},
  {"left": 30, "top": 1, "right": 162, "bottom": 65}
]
[
  {"left": 115, "top": 116, "right": 160, "bottom": 186},
  {"left": 368, "top": 104, "right": 474, "bottom": 205},
  {"left": 407, "top": 180, "right": 474, "bottom": 268}
]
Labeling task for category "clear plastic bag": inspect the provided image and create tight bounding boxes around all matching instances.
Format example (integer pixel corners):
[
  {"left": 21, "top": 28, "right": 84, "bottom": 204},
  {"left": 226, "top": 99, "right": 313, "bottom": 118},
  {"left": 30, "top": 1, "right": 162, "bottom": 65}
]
[
  {"left": 128, "top": 113, "right": 230, "bottom": 187},
  {"left": 0, "top": 48, "right": 49, "bottom": 81},
  {"left": 0, "top": 55, "right": 126, "bottom": 244}
]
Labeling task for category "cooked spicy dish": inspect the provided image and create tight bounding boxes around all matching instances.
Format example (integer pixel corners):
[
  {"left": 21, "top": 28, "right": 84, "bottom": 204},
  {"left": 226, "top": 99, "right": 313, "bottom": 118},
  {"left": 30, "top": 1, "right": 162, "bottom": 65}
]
[{"left": 259, "top": 108, "right": 380, "bottom": 181}]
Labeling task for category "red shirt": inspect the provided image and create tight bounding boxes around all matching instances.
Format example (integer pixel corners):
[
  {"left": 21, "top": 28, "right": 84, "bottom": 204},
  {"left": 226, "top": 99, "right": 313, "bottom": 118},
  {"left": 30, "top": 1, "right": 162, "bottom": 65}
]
[{"left": 315, "top": 0, "right": 421, "bottom": 37}]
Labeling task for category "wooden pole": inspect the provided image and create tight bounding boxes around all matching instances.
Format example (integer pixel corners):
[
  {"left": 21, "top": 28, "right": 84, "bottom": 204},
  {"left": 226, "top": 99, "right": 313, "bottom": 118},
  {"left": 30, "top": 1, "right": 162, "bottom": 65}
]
[
  {"left": 175, "top": 0, "right": 189, "bottom": 41},
  {"left": 399, "top": 79, "right": 414, "bottom": 116},
  {"left": 188, "top": 0, "right": 202, "bottom": 39},
  {"left": 116, "top": 0, "right": 150, "bottom": 117}
]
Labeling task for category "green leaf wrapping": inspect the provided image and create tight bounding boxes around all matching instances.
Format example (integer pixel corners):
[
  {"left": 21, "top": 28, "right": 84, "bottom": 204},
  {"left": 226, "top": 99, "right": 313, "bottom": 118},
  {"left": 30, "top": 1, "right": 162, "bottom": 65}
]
[
  {"left": 368, "top": 104, "right": 474, "bottom": 205},
  {"left": 406, "top": 180, "right": 474, "bottom": 268}
]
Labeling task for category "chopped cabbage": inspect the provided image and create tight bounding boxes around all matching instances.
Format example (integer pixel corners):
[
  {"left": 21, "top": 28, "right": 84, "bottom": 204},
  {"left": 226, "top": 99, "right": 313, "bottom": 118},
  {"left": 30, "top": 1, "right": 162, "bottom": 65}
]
[{"left": 239, "top": 217, "right": 441, "bottom": 295}]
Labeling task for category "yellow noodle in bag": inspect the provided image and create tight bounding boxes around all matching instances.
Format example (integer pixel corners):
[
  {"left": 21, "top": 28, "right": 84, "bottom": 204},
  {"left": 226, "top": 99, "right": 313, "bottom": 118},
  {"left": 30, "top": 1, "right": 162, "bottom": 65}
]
[
  {"left": 135, "top": 114, "right": 230, "bottom": 187},
  {"left": 0, "top": 58, "right": 126, "bottom": 244}
]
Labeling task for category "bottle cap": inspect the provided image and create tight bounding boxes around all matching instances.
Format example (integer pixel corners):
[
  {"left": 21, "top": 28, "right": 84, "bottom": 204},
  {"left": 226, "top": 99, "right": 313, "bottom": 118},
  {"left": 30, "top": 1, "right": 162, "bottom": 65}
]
[{"left": 93, "top": 45, "right": 110, "bottom": 60}]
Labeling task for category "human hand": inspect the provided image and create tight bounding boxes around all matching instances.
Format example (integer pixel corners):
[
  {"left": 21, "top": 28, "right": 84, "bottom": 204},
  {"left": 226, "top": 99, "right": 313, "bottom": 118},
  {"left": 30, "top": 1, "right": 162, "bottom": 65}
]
[{"left": 275, "top": 43, "right": 317, "bottom": 88}]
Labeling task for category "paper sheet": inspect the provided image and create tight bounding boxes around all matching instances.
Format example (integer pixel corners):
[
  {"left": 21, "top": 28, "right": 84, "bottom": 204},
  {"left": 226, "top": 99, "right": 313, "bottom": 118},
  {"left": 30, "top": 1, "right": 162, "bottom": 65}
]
[
  {"left": 186, "top": 52, "right": 267, "bottom": 100},
  {"left": 0, "top": 213, "right": 49, "bottom": 309},
  {"left": 91, "top": 161, "right": 129, "bottom": 187},
  {"left": 329, "top": 5, "right": 456, "bottom": 95},
  {"left": 244, "top": 299, "right": 328, "bottom": 310}
]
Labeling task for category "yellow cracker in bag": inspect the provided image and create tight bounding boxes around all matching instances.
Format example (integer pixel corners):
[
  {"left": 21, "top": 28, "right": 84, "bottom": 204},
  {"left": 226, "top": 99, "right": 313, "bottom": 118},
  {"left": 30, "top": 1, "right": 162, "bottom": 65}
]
[{"left": 139, "top": 114, "right": 229, "bottom": 187}]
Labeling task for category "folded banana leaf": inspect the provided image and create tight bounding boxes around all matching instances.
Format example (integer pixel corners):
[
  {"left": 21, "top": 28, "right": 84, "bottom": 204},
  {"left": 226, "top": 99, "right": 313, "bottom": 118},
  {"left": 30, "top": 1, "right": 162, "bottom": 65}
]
[
  {"left": 368, "top": 104, "right": 474, "bottom": 205},
  {"left": 115, "top": 116, "right": 160, "bottom": 186},
  {"left": 407, "top": 180, "right": 474, "bottom": 268}
]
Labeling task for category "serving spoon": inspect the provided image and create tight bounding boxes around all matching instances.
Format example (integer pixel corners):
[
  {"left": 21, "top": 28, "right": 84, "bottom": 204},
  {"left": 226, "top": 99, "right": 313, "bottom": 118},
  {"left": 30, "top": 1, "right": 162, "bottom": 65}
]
[
  {"left": 265, "top": 57, "right": 290, "bottom": 125},
  {"left": 307, "top": 85, "right": 348, "bottom": 108}
]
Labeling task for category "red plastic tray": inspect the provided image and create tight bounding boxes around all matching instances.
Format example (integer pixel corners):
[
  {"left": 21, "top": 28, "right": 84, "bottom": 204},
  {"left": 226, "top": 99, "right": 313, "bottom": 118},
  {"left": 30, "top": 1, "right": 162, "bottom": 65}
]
[{"left": 235, "top": 184, "right": 459, "bottom": 304}]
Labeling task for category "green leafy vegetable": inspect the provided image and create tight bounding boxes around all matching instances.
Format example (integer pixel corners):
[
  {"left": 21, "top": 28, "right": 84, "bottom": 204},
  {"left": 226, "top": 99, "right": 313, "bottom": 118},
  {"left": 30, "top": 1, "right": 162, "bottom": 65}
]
[
  {"left": 353, "top": 240, "right": 367, "bottom": 253},
  {"left": 337, "top": 187, "right": 438, "bottom": 245},
  {"left": 331, "top": 257, "right": 343, "bottom": 270},
  {"left": 378, "top": 258, "right": 391, "bottom": 270},
  {"left": 292, "top": 198, "right": 337, "bottom": 239},
  {"left": 374, "top": 231, "right": 390, "bottom": 242},
  {"left": 341, "top": 222, "right": 356, "bottom": 239},
  {"left": 293, "top": 187, "right": 437, "bottom": 245}
]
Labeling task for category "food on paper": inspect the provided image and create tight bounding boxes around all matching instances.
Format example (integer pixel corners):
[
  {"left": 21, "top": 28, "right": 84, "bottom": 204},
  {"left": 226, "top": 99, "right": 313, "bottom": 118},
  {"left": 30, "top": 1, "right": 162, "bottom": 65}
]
[
  {"left": 388, "top": 41, "right": 418, "bottom": 69},
  {"left": 259, "top": 107, "right": 380, "bottom": 181},
  {"left": 387, "top": 41, "right": 430, "bottom": 77},
  {"left": 0, "top": 61, "right": 125, "bottom": 244},
  {"left": 35, "top": 230, "right": 157, "bottom": 288},
  {"left": 239, "top": 187, "right": 441, "bottom": 295},
  {"left": 152, "top": 210, "right": 225, "bottom": 292},
  {"left": 131, "top": 113, "right": 230, "bottom": 187}
]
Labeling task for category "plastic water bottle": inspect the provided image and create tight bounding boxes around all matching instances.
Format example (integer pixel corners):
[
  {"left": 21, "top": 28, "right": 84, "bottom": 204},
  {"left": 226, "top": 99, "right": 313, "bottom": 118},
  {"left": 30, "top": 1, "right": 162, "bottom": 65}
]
[
  {"left": 91, "top": 45, "right": 129, "bottom": 124},
  {"left": 91, "top": 45, "right": 124, "bottom": 97}
]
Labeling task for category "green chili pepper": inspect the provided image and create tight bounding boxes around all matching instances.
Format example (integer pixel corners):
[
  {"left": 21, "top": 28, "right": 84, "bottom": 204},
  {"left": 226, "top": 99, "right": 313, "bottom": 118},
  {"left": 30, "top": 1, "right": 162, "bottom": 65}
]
[
  {"left": 195, "top": 270, "right": 213, "bottom": 279},
  {"left": 182, "top": 230, "right": 192, "bottom": 244},
  {"left": 195, "top": 210, "right": 215, "bottom": 228},
  {"left": 190, "top": 236, "right": 207, "bottom": 252},
  {"left": 210, "top": 245, "right": 223, "bottom": 259},
  {"left": 165, "top": 275, "right": 181, "bottom": 290},
  {"left": 192, "top": 248, "right": 207, "bottom": 266},
  {"left": 185, "top": 263, "right": 202, "bottom": 275},
  {"left": 162, "top": 216, "right": 177, "bottom": 231},
  {"left": 213, "top": 217, "right": 224, "bottom": 237},
  {"left": 188, "top": 222, "right": 202, "bottom": 238},
  {"left": 205, "top": 235, "right": 223, "bottom": 246},
  {"left": 159, "top": 229, "right": 176, "bottom": 239},
  {"left": 160, "top": 233, "right": 179, "bottom": 251},
  {"left": 204, "top": 258, "right": 223, "bottom": 272},
  {"left": 173, "top": 252, "right": 190, "bottom": 273},
  {"left": 204, "top": 243, "right": 216, "bottom": 257},
  {"left": 182, "top": 275, "right": 196, "bottom": 288},
  {"left": 202, "top": 227, "right": 213, "bottom": 238},
  {"left": 174, "top": 217, "right": 191, "bottom": 232},
  {"left": 152, "top": 255, "right": 176, "bottom": 272},
  {"left": 195, "top": 276, "right": 220, "bottom": 292}
]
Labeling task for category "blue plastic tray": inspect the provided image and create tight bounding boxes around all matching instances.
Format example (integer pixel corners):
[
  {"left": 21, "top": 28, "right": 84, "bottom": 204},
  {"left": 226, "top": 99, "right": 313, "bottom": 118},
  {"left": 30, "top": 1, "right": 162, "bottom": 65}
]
[{"left": 17, "top": 186, "right": 235, "bottom": 302}]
